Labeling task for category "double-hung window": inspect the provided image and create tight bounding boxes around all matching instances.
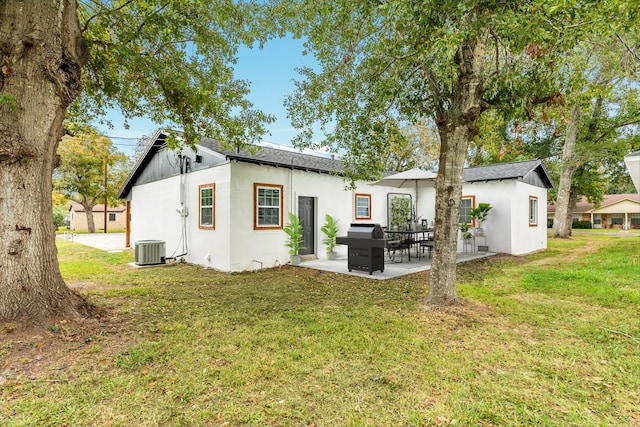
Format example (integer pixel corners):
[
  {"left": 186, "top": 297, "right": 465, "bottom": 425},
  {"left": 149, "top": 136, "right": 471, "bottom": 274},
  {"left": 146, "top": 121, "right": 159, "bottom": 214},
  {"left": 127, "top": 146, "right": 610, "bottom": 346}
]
[
  {"left": 611, "top": 213, "right": 623, "bottom": 225},
  {"left": 108, "top": 213, "right": 116, "bottom": 222},
  {"left": 460, "top": 196, "right": 475, "bottom": 225},
  {"left": 355, "top": 193, "right": 371, "bottom": 220},
  {"left": 199, "top": 183, "right": 215, "bottom": 229},
  {"left": 529, "top": 196, "right": 538, "bottom": 226},
  {"left": 254, "top": 183, "right": 283, "bottom": 229}
]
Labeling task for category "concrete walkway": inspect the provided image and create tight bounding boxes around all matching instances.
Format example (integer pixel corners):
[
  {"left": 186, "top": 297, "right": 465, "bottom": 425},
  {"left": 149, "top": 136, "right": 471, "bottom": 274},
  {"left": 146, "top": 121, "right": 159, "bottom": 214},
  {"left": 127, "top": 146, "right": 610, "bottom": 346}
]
[{"left": 58, "top": 232, "right": 128, "bottom": 252}]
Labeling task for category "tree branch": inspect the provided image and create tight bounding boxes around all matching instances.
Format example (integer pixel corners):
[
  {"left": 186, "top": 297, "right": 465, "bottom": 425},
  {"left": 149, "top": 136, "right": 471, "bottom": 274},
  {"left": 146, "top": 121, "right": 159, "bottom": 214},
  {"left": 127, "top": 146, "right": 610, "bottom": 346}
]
[
  {"left": 81, "top": 0, "right": 136, "bottom": 34},
  {"left": 424, "top": 67, "right": 446, "bottom": 121},
  {"left": 593, "top": 117, "right": 640, "bottom": 145},
  {"left": 616, "top": 33, "right": 640, "bottom": 62}
]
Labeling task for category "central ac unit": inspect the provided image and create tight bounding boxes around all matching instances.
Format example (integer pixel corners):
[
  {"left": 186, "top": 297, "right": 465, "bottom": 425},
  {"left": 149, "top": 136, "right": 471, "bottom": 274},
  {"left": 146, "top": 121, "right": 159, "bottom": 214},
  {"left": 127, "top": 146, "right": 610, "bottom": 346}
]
[{"left": 135, "top": 240, "right": 166, "bottom": 265}]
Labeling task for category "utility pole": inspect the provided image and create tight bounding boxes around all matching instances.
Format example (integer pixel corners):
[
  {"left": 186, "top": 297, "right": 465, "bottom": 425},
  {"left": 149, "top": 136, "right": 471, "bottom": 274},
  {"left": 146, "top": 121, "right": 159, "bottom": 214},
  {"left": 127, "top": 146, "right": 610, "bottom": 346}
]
[{"left": 104, "top": 161, "right": 108, "bottom": 233}]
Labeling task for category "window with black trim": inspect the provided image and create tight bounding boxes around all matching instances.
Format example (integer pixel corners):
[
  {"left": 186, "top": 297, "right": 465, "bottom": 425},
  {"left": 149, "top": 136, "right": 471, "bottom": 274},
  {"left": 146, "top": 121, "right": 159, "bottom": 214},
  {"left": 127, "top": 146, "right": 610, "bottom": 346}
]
[
  {"left": 529, "top": 196, "right": 538, "bottom": 226},
  {"left": 199, "top": 183, "right": 215, "bottom": 229},
  {"left": 355, "top": 193, "right": 371, "bottom": 220},
  {"left": 108, "top": 213, "right": 116, "bottom": 222},
  {"left": 254, "top": 183, "right": 283, "bottom": 229}
]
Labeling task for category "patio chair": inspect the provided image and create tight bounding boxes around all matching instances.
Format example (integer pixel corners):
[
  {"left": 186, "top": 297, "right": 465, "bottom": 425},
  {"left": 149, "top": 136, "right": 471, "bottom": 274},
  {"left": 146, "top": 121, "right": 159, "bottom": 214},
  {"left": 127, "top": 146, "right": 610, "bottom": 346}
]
[
  {"left": 418, "top": 230, "right": 434, "bottom": 259},
  {"left": 419, "top": 239, "right": 434, "bottom": 259},
  {"left": 383, "top": 227, "right": 409, "bottom": 262}
]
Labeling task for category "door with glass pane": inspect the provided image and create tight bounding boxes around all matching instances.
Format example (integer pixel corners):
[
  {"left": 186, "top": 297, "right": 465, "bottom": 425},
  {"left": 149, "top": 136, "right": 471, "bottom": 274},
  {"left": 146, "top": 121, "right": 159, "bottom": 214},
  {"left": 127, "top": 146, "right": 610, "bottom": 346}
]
[{"left": 298, "top": 196, "right": 315, "bottom": 256}]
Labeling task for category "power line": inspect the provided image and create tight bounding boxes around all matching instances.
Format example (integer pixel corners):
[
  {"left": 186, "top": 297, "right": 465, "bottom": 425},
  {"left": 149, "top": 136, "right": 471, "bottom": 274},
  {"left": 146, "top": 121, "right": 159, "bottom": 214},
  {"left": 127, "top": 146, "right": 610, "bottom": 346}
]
[{"left": 103, "top": 136, "right": 144, "bottom": 140}]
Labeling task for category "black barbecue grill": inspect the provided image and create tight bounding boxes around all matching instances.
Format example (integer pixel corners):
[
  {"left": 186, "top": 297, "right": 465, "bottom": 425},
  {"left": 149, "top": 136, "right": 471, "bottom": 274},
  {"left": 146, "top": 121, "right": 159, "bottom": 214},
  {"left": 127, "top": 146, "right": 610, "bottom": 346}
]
[{"left": 336, "top": 223, "right": 386, "bottom": 275}]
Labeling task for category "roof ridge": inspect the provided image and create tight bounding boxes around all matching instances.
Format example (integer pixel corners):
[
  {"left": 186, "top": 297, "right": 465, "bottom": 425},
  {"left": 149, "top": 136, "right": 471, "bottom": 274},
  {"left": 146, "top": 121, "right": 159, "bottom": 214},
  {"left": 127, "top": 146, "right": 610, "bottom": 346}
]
[{"left": 464, "top": 158, "right": 540, "bottom": 169}]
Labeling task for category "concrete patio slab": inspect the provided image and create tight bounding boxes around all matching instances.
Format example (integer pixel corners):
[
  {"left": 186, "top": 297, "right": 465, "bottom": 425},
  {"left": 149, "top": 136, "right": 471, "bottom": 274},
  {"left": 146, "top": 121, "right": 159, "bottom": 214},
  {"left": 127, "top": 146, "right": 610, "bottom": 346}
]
[{"left": 297, "top": 251, "right": 495, "bottom": 280}]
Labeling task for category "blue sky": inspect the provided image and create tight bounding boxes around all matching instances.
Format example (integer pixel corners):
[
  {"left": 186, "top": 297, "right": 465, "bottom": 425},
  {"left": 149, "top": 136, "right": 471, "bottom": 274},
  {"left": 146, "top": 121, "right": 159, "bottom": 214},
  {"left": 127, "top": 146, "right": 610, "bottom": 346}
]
[{"left": 101, "top": 37, "right": 317, "bottom": 156}]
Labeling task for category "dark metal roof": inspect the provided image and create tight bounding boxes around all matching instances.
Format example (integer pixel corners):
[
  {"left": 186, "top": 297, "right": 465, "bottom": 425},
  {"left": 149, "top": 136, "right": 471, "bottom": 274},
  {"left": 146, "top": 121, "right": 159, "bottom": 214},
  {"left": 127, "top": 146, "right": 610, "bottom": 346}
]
[
  {"left": 119, "top": 130, "right": 554, "bottom": 198},
  {"left": 197, "top": 137, "right": 345, "bottom": 174},
  {"left": 463, "top": 159, "right": 554, "bottom": 188},
  {"left": 118, "top": 131, "right": 345, "bottom": 198}
]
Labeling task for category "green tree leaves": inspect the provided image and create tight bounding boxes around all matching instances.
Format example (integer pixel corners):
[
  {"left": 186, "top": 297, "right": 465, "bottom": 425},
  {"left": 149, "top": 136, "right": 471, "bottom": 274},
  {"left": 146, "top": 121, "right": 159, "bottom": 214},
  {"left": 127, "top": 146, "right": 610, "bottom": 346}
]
[{"left": 72, "top": 1, "right": 276, "bottom": 147}]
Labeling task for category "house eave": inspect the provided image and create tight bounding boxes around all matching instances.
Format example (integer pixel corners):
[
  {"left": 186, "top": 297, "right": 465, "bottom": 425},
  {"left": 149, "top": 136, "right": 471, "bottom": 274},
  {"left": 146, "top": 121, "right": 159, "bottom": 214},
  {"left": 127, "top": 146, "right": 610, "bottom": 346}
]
[
  {"left": 117, "top": 130, "right": 168, "bottom": 199},
  {"left": 225, "top": 154, "right": 342, "bottom": 175}
]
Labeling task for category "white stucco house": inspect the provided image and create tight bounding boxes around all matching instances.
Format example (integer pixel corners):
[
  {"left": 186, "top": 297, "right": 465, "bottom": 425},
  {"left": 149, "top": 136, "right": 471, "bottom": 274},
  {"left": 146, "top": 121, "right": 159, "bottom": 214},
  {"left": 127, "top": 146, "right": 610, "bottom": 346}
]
[
  {"left": 118, "top": 131, "right": 554, "bottom": 271},
  {"left": 624, "top": 150, "right": 640, "bottom": 193}
]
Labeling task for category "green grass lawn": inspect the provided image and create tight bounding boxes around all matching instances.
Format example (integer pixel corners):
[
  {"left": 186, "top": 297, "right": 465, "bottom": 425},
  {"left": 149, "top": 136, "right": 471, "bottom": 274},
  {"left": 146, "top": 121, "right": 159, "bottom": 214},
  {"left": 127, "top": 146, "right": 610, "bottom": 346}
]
[
  {"left": 1, "top": 235, "right": 639, "bottom": 426},
  {"left": 55, "top": 227, "right": 126, "bottom": 234}
]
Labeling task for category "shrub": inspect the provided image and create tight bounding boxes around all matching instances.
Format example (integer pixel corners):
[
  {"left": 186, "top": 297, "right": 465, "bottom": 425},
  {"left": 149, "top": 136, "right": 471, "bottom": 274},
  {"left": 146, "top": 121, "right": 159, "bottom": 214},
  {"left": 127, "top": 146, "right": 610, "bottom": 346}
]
[
  {"left": 53, "top": 205, "right": 67, "bottom": 228},
  {"left": 572, "top": 220, "right": 593, "bottom": 229}
]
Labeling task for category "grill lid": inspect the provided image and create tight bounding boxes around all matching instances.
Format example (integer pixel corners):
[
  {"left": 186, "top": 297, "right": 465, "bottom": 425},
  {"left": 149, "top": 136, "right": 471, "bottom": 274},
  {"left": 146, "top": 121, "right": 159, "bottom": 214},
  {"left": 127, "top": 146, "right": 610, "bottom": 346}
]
[{"left": 347, "top": 223, "right": 384, "bottom": 239}]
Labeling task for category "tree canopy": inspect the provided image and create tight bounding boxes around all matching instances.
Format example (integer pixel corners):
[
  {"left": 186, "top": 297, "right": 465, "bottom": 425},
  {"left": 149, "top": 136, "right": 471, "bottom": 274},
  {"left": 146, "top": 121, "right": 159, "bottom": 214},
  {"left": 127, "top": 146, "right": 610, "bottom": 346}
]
[
  {"left": 278, "top": 0, "right": 602, "bottom": 305},
  {"left": 72, "top": 0, "right": 276, "bottom": 147},
  {"left": 0, "top": 0, "right": 277, "bottom": 323}
]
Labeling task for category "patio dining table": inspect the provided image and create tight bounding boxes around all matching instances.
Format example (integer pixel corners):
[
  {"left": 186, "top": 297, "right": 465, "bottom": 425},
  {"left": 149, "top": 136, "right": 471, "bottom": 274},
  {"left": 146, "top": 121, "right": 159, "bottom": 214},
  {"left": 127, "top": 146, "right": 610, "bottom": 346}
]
[{"left": 385, "top": 228, "right": 434, "bottom": 261}]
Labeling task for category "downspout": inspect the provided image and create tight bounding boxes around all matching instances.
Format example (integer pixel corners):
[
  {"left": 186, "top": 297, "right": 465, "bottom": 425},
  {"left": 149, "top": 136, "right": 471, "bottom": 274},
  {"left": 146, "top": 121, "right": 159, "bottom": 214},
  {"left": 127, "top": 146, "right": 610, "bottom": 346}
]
[
  {"left": 169, "top": 154, "right": 189, "bottom": 259},
  {"left": 290, "top": 156, "right": 294, "bottom": 214},
  {"left": 290, "top": 162, "right": 294, "bottom": 215}
]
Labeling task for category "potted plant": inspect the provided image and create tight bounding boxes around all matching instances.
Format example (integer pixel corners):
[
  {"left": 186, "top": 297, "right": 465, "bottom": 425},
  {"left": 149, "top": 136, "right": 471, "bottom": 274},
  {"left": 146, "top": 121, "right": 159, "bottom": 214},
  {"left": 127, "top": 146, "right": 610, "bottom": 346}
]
[
  {"left": 459, "top": 221, "right": 474, "bottom": 241},
  {"left": 469, "top": 203, "right": 492, "bottom": 235},
  {"left": 321, "top": 214, "right": 339, "bottom": 260},
  {"left": 283, "top": 212, "right": 305, "bottom": 265}
]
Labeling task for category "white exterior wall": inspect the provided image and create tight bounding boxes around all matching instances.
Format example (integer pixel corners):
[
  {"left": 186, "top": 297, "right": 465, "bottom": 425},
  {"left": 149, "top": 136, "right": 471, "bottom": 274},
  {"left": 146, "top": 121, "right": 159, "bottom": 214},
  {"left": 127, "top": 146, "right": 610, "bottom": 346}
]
[
  {"left": 131, "top": 161, "right": 401, "bottom": 272},
  {"left": 225, "top": 162, "right": 399, "bottom": 271},
  {"left": 420, "top": 180, "right": 548, "bottom": 255},
  {"left": 624, "top": 153, "right": 640, "bottom": 193},
  {"left": 130, "top": 175, "right": 183, "bottom": 252},
  {"left": 456, "top": 181, "right": 516, "bottom": 254},
  {"left": 130, "top": 164, "right": 234, "bottom": 271},
  {"left": 183, "top": 165, "right": 233, "bottom": 271},
  {"left": 130, "top": 161, "right": 549, "bottom": 271},
  {"left": 509, "top": 181, "right": 548, "bottom": 254}
]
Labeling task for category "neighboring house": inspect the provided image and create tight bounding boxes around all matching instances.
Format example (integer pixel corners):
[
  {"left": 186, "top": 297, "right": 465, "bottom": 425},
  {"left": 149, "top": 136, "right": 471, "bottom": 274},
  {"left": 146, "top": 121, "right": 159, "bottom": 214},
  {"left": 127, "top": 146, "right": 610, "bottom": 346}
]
[
  {"left": 548, "top": 194, "right": 640, "bottom": 230},
  {"left": 624, "top": 150, "right": 640, "bottom": 193},
  {"left": 67, "top": 204, "right": 127, "bottom": 231},
  {"left": 118, "top": 131, "right": 554, "bottom": 271}
]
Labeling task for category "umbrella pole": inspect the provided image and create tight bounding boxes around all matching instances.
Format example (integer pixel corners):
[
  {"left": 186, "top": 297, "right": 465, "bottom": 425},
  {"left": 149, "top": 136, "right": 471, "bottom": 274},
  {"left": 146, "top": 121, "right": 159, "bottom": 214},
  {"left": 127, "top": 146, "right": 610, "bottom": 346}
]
[{"left": 415, "top": 180, "right": 418, "bottom": 223}]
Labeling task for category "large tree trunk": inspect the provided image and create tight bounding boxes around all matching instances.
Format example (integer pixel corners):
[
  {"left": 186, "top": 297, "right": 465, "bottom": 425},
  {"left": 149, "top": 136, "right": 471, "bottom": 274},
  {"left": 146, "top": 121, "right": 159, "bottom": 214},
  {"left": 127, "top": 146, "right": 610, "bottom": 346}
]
[
  {"left": 552, "top": 104, "right": 581, "bottom": 238},
  {"left": 426, "top": 37, "right": 486, "bottom": 306},
  {"left": 81, "top": 201, "right": 97, "bottom": 233},
  {"left": 564, "top": 185, "right": 580, "bottom": 231},
  {"left": 0, "top": 0, "right": 88, "bottom": 323},
  {"left": 552, "top": 97, "right": 605, "bottom": 237}
]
